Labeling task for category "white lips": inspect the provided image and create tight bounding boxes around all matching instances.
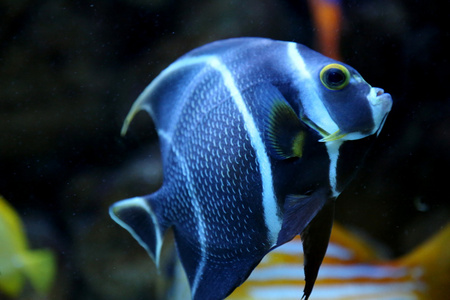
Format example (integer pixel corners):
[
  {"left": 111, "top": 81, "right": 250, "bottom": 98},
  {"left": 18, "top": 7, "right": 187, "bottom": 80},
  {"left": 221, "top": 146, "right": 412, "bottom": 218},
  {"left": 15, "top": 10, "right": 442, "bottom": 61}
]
[
  {"left": 369, "top": 88, "right": 393, "bottom": 109},
  {"left": 367, "top": 87, "right": 393, "bottom": 136}
]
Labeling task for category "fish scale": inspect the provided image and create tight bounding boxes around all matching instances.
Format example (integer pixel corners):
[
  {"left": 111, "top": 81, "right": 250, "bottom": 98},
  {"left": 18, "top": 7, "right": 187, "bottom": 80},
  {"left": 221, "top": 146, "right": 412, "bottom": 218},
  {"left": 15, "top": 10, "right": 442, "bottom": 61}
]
[
  {"left": 172, "top": 97, "right": 267, "bottom": 254},
  {"left": 110, "top": 37, "right": 392, "bottom": 300}
]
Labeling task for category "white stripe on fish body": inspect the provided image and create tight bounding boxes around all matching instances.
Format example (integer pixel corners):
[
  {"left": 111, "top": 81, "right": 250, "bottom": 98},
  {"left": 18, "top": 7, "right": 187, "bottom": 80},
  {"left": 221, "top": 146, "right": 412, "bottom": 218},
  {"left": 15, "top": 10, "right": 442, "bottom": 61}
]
[
  {"left": 169, "top": 141, "right": 208, "bottom": 296},
  {"left": 207, "top": 56, "right": 281, "bottom": 246},
  {"left": 286, "top": 42, "right": 343, "bottom": 197},
  {"left": 286, "top": 42, "right": 340, "bottom": 137},
  {"left": 325, "top": 140, "right": 343, "bottom": 197}
]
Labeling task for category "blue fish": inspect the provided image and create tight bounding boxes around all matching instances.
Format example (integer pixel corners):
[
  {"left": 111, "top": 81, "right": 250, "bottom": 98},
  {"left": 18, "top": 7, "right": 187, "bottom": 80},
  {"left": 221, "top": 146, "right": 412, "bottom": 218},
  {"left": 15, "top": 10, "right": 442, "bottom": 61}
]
[{"left": 109, "top": 37, "right": 392, "bottom": 300}]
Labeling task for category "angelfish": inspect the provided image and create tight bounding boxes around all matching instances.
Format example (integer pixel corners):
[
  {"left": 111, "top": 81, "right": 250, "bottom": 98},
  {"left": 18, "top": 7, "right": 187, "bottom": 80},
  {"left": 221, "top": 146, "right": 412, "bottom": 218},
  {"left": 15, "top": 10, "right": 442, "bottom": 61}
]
[{"left": 109, "top": 37, "right": 392, "bottom": 300}]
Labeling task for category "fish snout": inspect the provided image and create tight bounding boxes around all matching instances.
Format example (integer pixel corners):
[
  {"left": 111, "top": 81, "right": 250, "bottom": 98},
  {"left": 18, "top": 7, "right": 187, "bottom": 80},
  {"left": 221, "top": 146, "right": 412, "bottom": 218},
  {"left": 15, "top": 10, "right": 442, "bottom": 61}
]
[
  {"left": 321, "top": 88, "right": 393, "bottom": 142},
  {"left": 369, "top": 87, "right": 393, "bottom": 113}
]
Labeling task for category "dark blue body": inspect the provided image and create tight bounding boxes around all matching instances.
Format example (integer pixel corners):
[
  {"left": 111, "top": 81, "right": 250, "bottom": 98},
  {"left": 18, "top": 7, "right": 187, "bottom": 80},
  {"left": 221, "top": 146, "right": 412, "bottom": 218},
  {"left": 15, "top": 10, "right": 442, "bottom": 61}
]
[{"left": 110, "top": 37, "right": 392, "bottom": 300}]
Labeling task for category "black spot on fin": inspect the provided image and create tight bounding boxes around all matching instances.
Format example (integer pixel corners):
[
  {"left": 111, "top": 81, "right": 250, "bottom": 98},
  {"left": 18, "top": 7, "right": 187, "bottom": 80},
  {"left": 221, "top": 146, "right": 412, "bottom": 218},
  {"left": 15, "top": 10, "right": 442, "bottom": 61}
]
[
  {"left": 301, "top": 198, "right": 335, "bottom": 300},
  {"left": 109, "top": 194, "right": 168, "bottom": 268},
  {"left": 277, "top": 188, "right": 328, "bottom": 246},
  {"left": 174, "top": 230, "right": 268, "bottom": 300},
  {"left": 253, "top": 83, "right": 306, "bottom": 160}
]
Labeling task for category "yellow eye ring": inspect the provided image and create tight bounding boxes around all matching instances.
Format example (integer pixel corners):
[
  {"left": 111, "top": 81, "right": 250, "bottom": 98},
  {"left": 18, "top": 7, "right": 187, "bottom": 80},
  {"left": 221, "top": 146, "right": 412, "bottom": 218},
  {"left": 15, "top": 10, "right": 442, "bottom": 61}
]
[{"left": 320, "top": 63, "right": 350, "bottom": 90}]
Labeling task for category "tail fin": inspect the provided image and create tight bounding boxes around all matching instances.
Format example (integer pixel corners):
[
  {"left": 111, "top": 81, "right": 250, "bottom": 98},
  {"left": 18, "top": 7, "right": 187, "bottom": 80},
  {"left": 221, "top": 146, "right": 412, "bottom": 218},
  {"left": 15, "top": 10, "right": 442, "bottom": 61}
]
[
  {"left": 398, "top": 222, "right": 450, "bottom": 299},
  {"left": 109, "top": 195, "right": 168, "bottom": 268},
  {"left": 22, "top": 248, "right": 56, "bottom": 294}
]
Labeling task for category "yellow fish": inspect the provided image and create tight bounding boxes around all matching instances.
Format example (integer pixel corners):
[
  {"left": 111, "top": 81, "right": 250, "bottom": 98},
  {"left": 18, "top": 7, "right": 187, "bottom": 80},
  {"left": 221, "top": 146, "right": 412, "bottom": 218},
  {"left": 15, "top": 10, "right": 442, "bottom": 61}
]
[
  {"left": 226, "top": 222, "right": 450, "bottom": 300},
  {"left": 0, "top": 195, "right": 56, "bottom": 298}
]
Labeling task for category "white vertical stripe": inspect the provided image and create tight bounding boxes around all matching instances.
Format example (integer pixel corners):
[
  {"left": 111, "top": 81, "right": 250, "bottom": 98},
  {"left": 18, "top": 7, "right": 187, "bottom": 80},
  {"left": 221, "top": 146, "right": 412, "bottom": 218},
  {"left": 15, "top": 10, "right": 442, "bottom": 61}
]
[
  {"left": 325, "top": 140, "right": 343, "bottom": 197},
  {"left": 286, "top": 42, "right": 339, "bottom": 137},
  {"left": 172, "top": 144, "right": 207, "bottom": 296},
  {"left": 208, "top": 57, "right": 281, "bottom": 245}
]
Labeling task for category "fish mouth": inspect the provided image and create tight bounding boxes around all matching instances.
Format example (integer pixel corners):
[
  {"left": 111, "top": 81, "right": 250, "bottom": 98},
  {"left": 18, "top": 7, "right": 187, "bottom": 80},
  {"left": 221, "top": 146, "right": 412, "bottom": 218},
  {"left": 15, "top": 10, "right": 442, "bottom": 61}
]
[
  {"left": 301, "top": 88, "right": 392, "bottom": 142},
  {"left": 370, "top": 88, "right": 392, "bottom": 108},
  {"left": 300, "top": 115, "right": 347, "bottom": 142},
  {"left": 368, "top": 87, "right": 393, "bottom": 136}
]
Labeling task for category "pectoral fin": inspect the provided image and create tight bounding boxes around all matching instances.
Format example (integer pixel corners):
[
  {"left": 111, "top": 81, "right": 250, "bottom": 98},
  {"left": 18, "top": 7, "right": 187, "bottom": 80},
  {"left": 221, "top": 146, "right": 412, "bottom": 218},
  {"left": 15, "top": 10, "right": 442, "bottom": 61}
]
[
  {"left": 277, "top": 188, "right": 328, "bottom": 246},
  {"left": 250, "top": 83, "right": 307, "bottom": 160}
]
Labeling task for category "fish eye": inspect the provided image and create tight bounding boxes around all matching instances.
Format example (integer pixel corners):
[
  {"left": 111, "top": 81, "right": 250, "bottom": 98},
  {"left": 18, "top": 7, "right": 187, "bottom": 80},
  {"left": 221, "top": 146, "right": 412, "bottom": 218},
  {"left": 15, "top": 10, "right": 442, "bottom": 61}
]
[{"left": 320, "top": 64, "right": 350, "bottom": 90}]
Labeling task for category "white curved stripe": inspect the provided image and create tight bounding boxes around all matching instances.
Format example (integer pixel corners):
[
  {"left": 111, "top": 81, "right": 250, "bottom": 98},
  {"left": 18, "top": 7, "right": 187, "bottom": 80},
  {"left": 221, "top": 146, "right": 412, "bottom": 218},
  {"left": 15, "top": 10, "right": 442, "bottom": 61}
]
[
  {"left": 325, "top": 140, "right": 343, "bottom": 197},
  {"left": 109, "top": 197, "right": 163, "bottom": 265},
  {"left": 129, "top": 54, "right": 214, "bottom": 296},
  {"left": 172, "top": 143, "right": 207, "bottom": 296},
  {"left": 286, "top": 43, "right": 343, "bottom": 197},
  {"left": 286, "top": 42, "right": 339, "bottom": 137},
  {"left": 127, "top": 55, "right": 216, "bottom": 119},
  {"left": 208, "top": 57, "right": 281, "bottom": 245}
]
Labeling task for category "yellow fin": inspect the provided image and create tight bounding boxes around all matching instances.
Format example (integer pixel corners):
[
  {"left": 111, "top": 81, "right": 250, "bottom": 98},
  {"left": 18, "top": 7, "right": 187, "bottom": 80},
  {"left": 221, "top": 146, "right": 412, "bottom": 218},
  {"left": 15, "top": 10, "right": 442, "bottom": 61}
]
[
  {"left": 291, "top": 131, "right": 306, "bottom": 158},
  {"left": 0, "top": 196, "right": 28, "bottom": 250},
  {"left": 22, "top": 249, "right": 56, "bottom": 294},
  {"left": 397, "top": 223, "right": 450, "bottom": 300},
  {"left": 0, "top": 263, "right": 25, "bottom": 297},
  {"left": 319, "top": 129, "right": 347, "bottom": 142},
  {"left": 329, "top": 223, "right": 379, "bottom": 261}
]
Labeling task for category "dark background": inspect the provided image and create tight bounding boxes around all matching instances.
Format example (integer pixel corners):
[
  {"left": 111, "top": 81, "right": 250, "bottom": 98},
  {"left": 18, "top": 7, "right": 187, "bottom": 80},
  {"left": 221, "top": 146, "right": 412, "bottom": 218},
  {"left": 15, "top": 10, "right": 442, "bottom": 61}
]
[{"left": 1, "top": 0, "right": 448, "bottom": 299}]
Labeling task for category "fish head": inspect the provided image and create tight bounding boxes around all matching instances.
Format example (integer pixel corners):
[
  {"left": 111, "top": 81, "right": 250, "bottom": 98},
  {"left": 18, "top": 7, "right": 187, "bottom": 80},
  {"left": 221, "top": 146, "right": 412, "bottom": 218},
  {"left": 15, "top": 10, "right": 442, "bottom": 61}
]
[{"left": 295, "top": 47, "right": 393, "bottom": 142}]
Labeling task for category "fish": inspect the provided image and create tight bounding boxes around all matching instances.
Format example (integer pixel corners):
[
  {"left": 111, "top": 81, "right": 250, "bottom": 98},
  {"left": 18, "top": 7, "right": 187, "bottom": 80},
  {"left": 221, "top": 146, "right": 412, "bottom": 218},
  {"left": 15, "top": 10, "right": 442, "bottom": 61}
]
[
  {"left": 109, "top": 37, "right": 393, "bottom": 300},
  {"left": 171, "top": 222, "right": 450, "bottom": 300},
  {"left": 0, "top": 195, "right": 56, "bottom": 298},
  {"left": 227, "top": 222, "right": 450, "bottom": 300}
]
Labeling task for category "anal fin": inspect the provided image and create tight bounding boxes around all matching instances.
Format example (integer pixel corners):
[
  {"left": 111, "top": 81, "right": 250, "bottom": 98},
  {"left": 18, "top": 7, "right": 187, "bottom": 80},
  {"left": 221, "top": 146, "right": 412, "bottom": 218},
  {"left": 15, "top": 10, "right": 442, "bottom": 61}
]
[{"left": 109, "top": 195, "right": 167, "bottom": 268}]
